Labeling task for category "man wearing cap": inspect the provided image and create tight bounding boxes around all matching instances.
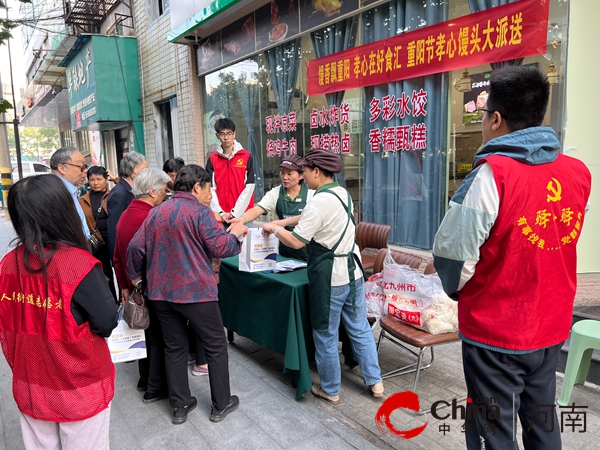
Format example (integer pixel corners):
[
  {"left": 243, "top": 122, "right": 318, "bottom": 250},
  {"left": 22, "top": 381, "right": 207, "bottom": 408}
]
[
  {"left": 228, "top": 154, "right": 314, "bottom": 260},
  {"left": 263, "top": 149, "right": 383, "bottom": 404}
]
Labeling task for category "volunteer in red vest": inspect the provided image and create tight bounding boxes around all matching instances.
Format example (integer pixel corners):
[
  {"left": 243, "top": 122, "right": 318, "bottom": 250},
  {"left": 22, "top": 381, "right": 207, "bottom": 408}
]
[
  {"left": 0, "top": 174, "right": 118, "bottom": 449},
  {"left": 228, "top": 154, "right": 314, "bottom": 260},
  {"left": 262, "top": 149, "right": 383, "bottom": 405},
  {"left": 433, "top": 66, "right": 592, "bottom": 450},
  {"left": 206, "top": 118, "right": 255, "bottom": 222}
]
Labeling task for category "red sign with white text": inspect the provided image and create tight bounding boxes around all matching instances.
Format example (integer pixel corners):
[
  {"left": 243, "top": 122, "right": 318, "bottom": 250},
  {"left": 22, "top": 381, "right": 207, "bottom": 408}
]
[{"left": 306, "top": 0, "right": 549, "bottom": 97}]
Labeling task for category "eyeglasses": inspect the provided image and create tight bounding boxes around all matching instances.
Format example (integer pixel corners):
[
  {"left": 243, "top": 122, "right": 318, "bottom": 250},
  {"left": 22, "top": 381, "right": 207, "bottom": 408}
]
[
  {"left": 217, "top": 132, "right": 234, "bottom": 138},
  {"left": 63, "top": 162, "right": 89, "bottom": 172},
  {"left": 476, "top": 108, "right": 494, "bottom": 119}
]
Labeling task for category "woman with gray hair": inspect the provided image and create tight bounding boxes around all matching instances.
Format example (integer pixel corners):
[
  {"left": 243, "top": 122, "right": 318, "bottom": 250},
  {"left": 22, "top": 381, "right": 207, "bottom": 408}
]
[
  {"left": 107, "top": 151, "right": 148, "bottom": 263},
  {"left": 113, "top": 167, "right": 170, "bottom": 398}
]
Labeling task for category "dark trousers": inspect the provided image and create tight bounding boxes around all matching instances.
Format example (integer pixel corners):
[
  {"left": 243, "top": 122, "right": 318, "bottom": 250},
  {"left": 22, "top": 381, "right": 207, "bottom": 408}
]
[
  {"left": 188, "top": 325, "right": 207, "bottom": 365},
  {"left": 145, "top": 299, "right": 167, "bottom": 392},
  {"left": 136, "top": 297, "right": 166, "bottom": 391},
  {"left": 153, "top": 300, "right": 231, "bottom": 409},
  {"left": 462, "top": 341, "right": 563, "bottom": 450}
]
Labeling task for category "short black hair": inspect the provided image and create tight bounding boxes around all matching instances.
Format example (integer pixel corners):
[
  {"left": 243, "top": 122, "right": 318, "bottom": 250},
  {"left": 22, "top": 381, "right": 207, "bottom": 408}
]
[
  {"left": 214, "top": 118, "right": 235, "bottom": 133},
  {"left": 163, "top": 157, "right": 185, "bottom": 174},
  {"left": 487, "top": 66, "right": 550, "bottom": 132},
  {"left": 87, "top": 166, "right": 108, "bottom": 179},
  {"left": 173, "top": 164, "right": 211, "bottom": 193}
]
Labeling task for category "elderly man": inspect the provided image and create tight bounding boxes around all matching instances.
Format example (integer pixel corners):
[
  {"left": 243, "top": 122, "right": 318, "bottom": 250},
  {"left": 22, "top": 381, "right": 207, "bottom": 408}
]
[
  {"left": 433, "top": 66, "right": 592, "bottom": 449},
  {"left": 50, "top": 147, "right": 90, "bottom": 239},
  {"left": 107, "top": 151, "right": 148, "bottom": 261},
  {"left": 127, "top": 165, "right": 247, "bottom": 425},
  {"left": 113, "top": 167, "right": 170, "bottom": 400}
]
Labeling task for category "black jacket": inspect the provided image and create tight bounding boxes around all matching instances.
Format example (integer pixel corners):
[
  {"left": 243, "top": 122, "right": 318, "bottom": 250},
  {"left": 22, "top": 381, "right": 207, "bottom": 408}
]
[{"left": 107, "top": 178, "right": 134, "bottom": 262}]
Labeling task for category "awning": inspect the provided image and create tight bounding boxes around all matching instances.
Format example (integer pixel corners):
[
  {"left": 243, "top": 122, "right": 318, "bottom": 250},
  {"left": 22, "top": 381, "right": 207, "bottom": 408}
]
[{"left": 167, "top": 0, "right": 270, "bottom": 44}]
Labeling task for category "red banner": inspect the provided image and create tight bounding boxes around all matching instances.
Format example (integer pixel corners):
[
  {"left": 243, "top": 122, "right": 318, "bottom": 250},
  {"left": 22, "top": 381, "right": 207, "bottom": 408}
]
[{"left": 306, "top": 0, "right": 550, "bottom": 97}]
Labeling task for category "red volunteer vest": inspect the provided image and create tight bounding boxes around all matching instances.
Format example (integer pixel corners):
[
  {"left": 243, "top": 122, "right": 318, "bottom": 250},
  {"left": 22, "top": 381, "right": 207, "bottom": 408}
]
[
  {"left": 0, "top": 246, "right": 115, "bottom": 422},
  {"left": 210, "top": 149, "right": 254, "bottom": 213},
  {"left": 459, "top": 154, "right": 591, "bottom": 351}
]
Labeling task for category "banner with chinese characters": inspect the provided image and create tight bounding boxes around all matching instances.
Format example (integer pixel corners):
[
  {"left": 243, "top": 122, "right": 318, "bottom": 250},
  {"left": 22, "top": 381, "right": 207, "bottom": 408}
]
[
  {"left": 306, "top": 0, "right": 549, "bottom": 96},
  {"left": 309, "top": 103, "right": 351, "bottom": 154},
  {"left": 265, "top": 112, "right": 298, "bottom": 157},
  {"left": 367, "top": 90, "right": 427, "bottom": 153}
]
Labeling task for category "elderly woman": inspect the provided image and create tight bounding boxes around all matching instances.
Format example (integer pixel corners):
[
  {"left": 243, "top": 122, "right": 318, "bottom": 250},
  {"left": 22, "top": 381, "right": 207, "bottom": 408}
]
[
  {"left": 80, "top": 166, "right": 118, "bottom": 301},
  {"left": 107, "top": 151, "right": 148, "bottom": 262},
  {"left": 263, "top": 149, "right": 383, "bottom": 405},
  {"left": 127, "top": 165, "right": 247, "bottom": 425},
  {"left": 0, "top": 174, "right": 118, "bottom": 449},
  {"left": 113, "top": 168, "right": 170, "bottom": 398}
]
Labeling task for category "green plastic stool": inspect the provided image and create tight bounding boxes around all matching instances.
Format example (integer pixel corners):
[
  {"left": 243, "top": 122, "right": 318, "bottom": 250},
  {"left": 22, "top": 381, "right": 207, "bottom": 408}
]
[{"left": 557, "top": 319, "right": 600, "bottom": 406}]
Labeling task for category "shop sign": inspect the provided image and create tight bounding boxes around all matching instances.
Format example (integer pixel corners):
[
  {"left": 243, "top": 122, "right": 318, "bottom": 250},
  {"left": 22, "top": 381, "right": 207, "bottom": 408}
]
[
  {"left": 306, "top": 0, "right": 549, "bottom": 96},
  {"left": 368, "top": 90, "right": 427, "bottom": 153},
  {"left": 309, "top": 102, "right": 351, "bottom": 154},
  {"left": 66, "top": 46, "right": 98, "bottom": 130}
]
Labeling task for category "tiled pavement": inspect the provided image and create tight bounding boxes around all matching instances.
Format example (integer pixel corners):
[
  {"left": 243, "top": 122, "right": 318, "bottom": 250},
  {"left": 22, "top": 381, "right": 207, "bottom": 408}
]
[{"left": 1, "top": 210, "right": 600, "bottom": 448}]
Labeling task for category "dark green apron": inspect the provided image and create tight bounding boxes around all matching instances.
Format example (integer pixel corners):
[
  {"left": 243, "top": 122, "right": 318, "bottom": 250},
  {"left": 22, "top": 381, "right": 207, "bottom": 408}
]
[
  {"left": 306, "top": 185, "right": 364, "bottom": 332},
  {"left": 276, "top": 183, "right": 309, "bottom": 261}
]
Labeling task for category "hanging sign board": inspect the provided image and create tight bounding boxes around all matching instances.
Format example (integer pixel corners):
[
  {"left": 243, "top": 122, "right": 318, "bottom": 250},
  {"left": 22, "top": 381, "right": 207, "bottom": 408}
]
[{"left": 306, "top": 0, "right": 549, "bottom": 96}]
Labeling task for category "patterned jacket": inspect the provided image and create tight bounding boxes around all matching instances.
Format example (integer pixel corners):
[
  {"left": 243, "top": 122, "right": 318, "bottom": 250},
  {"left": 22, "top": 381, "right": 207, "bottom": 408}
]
[{"left": 126, "top": 191, "right": 242, "bottom": 303}]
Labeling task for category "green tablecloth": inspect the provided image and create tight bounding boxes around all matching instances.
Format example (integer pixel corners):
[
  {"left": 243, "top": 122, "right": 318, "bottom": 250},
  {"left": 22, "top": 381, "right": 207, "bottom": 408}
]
[{"left": 218, "top": 255, "right": 314, "bottom": 399}]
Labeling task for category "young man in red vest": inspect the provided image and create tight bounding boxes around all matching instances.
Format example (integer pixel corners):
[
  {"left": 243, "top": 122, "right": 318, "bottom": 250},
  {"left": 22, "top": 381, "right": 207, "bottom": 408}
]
[
  {"left": 206, "top": 118, "right": 255, "bottom": 222},
  {"left": 433, "top": 66, "right": 591, "bottom": 450}
]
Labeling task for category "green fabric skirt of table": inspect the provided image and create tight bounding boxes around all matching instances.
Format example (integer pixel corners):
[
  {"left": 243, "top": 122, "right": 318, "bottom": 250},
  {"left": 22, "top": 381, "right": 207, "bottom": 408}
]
[{"left": 218, "top": 255, "right": 314, "bottom": 399}]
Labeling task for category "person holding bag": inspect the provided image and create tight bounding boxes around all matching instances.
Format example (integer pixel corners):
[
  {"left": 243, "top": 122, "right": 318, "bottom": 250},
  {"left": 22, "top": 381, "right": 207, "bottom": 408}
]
[
  {"left": 262, "top": 149, "right": 383, "bottom": 405},
  {"left": 113, "top": 168, "right": 170, "bottom": 400},
  {"left": 80, "top": 166, "right": 118, "bottom": 301},
  {"left": 127, "top": 165, "right": 247, "bottom": 425},
  {"left": 0, "top": 174, "right": 118, "bottom": 449}
]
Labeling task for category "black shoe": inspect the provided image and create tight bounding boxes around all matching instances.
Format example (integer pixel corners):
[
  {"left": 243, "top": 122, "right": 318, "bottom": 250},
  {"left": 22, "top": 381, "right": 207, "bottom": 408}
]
[
  {"left": 172, "top": 397, "right": 197, "bottom": 425},
  {"left": 142, "top": 390, "right": 168, "bottom": 404},
  {"left": 136, "top": 378, "right": 148, "bottom": 392},
  {"left": 210, "top": 395, "right": 239, "bottom": 423}
]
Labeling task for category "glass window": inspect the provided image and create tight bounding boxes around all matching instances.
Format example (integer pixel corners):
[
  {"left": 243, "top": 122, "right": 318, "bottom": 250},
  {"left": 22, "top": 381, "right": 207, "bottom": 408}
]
[
  {"left": 33, "top": 163, "right": 51, "bottom": 173},
  {"left": 198, "top": 0, "right": 569, "bottom": 250}
]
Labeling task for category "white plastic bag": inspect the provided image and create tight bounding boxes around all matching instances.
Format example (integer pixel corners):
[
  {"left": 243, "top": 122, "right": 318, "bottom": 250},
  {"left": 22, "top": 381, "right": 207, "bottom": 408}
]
[
  {"left": 382, "top": 263, "right": 458, "bottom": 334},
  {"left": 106, "top": 308, "right": 147, "bottom": 363},
  {"left": 365, "top": 272, "right": 386, "bottom": 321}
]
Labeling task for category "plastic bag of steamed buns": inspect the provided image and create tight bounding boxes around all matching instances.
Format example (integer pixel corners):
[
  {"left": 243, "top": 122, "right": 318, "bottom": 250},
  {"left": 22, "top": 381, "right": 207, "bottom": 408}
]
[
  {"left": 382, "top": 263, "right": 458, "bottom": 335},
  {"left": 365, "top": 271, "right": 386, "bottom": 321}
]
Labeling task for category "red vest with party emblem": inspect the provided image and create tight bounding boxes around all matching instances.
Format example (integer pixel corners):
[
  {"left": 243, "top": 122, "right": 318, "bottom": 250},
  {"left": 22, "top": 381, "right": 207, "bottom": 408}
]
[{"left": 458, "top": 154, "right": 591, "bottom": 351}]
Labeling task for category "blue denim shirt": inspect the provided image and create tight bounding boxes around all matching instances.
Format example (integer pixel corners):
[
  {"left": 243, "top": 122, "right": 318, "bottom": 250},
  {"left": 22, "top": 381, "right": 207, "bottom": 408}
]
[{"left": 56, "top": 174, "right": 90, "bottom": 239}]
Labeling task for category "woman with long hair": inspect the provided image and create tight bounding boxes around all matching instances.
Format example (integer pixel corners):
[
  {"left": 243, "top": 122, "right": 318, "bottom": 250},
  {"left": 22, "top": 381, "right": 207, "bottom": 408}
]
[{"left": 0, "top": 174, "right": 118, "bottom": 449}]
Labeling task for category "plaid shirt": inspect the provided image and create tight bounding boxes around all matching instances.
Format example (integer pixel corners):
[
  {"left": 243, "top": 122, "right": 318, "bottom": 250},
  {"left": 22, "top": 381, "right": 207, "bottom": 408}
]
[{"left": 127, "top": 191, "right": 241, "bottom": 303}]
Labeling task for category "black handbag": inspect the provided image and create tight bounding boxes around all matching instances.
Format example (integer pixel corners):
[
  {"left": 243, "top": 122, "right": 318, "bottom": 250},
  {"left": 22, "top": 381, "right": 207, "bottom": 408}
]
[
  {"left": 89, "top": 198, "right": 107, "bottom": 255},
  {"left": 123, "top": 286, "right": 150, "bottom": 330}
]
